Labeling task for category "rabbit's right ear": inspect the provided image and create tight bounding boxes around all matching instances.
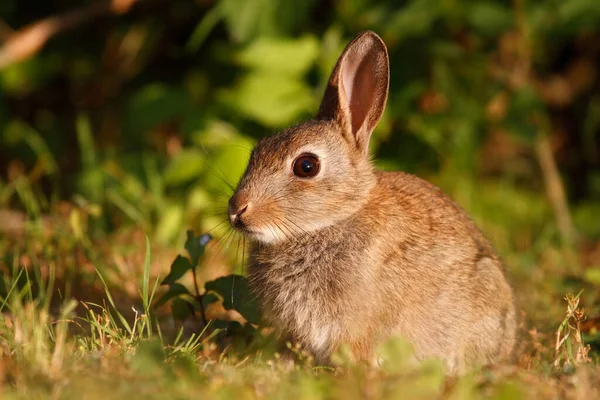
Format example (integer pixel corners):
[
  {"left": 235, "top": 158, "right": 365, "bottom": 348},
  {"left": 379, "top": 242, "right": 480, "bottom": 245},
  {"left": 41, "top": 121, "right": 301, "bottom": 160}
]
[{"left": 317, "top": 31, "right": 389, "bottom": 156}]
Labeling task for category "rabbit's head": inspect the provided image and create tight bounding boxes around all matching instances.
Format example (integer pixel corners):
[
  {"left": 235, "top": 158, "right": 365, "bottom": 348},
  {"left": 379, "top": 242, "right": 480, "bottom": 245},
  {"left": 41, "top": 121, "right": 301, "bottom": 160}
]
[{"left": 229, "top": 31, "right": 389, "bottom": 244}]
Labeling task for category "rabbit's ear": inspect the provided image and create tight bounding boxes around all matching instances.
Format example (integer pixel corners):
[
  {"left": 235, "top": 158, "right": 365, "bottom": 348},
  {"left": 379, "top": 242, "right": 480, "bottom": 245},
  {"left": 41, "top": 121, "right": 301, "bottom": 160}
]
[{"left": 317, "top": 31, "right": 389, "bottom": 156}]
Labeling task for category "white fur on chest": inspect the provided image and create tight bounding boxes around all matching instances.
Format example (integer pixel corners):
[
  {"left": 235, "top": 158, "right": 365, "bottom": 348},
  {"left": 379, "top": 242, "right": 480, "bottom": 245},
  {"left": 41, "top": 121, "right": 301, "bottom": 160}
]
[
  {"left": 267, "top": 273, "right": 340, "bottom": 359},
  {"left": 251, "top": 238, "right": 368, "bottom": 360},
  {"left": 306, "top": 322, "right": 332, "bottom": 357}
]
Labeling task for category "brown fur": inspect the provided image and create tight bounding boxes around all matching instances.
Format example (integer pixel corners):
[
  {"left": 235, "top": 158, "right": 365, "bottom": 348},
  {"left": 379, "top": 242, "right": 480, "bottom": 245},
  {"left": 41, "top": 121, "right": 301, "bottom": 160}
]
[{"left": 228, "top": 31, "right": 516, "bottom": 373}]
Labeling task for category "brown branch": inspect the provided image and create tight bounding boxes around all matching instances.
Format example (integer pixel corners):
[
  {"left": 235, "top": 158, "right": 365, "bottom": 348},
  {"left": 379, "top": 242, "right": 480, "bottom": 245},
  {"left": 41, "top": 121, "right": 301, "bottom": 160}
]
[
  {"left": 535, "top": 135, "right": 578, "bottom": 244},
  {"left": 0, "top": 0, "right": 139, "bottom": 70},
  {"left": 512, "top": 0, "right": 578, "bottom": 245}
]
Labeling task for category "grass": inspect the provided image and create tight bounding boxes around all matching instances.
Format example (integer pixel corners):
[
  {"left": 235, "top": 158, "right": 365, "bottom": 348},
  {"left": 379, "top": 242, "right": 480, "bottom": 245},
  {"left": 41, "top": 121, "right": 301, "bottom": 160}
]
[{"left": 0, "top": 187, "right": 599, "bottom": 399}]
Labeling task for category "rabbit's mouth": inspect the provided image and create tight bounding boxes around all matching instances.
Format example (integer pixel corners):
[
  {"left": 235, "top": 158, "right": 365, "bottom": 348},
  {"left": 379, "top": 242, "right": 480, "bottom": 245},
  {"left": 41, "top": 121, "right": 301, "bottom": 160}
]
[
  {"left": 236, "top": 224, "right": 256, "bottom": 236},
  {"left": 232, "top": 221, "right": 261, "bottom": 240},
  {"left": 234, "top": 222, "right": 288, "bottom": 244},
  {"left": 230, "top": 218, "right": 260, "bottom": 238},
  {"left": 228, "top": 199, "right": 283, "bottom": 243}
]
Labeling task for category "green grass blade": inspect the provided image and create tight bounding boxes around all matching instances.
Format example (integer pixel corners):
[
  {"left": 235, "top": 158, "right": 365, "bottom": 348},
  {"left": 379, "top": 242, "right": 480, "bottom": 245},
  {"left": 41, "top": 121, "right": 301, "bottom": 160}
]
[
  {"left": 142, "top": 235, "right": 151, "bottom": 313},
  {"left": 0, "top": 268, "right": 25, "bottom": 313},
  {"left": 95, "top": 269, "right": 132, "bottom": 335},
  {"left": 76, "top": 114, "right": 96, "bottom": 170},
  {"left": 141, "top": 234, "right": 153, "bottom": 337}
]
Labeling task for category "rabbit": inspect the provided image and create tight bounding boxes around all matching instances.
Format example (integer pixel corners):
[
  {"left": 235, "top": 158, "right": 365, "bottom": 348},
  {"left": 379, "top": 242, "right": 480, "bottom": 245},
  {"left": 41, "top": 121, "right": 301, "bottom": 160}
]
[{"left": 227, "top": 30, "right": 516, "bottom": 373}]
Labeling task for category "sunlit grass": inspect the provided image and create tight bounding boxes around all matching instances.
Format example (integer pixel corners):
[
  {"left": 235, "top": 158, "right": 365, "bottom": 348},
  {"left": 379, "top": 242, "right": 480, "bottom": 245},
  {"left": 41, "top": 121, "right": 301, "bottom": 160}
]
[{"left": 0, "top": 215, "right": 598, "bottom": 399}]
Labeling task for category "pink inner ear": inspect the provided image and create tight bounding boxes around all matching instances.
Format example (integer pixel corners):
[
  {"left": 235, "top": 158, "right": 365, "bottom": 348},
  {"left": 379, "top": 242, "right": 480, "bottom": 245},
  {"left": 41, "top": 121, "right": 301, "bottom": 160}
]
[{"left": 342, "top": 52, "right": 376, "bottom": 135}]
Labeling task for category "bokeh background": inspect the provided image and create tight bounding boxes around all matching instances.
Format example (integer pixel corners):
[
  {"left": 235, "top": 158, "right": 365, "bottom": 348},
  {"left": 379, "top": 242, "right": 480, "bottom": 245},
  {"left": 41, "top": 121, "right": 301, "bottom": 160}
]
[{"left": 1, "top": 0, "right": 599, "bottom": 351}]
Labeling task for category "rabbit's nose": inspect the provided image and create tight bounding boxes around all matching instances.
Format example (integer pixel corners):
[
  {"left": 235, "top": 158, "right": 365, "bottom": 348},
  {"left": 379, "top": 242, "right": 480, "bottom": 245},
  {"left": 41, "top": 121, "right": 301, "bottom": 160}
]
[{"left": 228, "top": 197, "right": 249, "bottom": 225}]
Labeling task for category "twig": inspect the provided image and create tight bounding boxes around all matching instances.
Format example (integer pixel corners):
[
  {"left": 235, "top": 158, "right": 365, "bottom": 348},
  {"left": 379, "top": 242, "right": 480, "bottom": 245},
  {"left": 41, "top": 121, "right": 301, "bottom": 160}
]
[
  {"left": 554, "top": 290, "right": 591, "bottom": 369},
  {"left": 512, "top": 0, "right": 577, "bottom": 244},
  {"left": 0, "top": 0, "right": 140, "bottom": 70},
  {"left": 535, "top": 135, "right": 577, "bottom": 244}
]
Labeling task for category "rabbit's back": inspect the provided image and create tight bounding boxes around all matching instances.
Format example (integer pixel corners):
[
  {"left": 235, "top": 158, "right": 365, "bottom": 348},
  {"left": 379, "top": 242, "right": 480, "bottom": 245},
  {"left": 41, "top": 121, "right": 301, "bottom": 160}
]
[{"left": 367, "top": 171, "right": 516, "bottom": 369}]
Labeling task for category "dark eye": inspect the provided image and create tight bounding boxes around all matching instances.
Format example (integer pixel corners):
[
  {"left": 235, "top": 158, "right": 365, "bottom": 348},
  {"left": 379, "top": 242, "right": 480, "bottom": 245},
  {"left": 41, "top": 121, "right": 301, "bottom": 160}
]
[{"left": 292, "top": 153, "right": 320, "bottom": 178}]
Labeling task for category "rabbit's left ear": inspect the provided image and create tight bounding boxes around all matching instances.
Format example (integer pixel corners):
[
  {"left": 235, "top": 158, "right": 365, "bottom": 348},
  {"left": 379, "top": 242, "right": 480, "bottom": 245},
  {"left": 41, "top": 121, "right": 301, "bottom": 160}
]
[{"left": 317, "top": 31, "right": 390, "bottom": 156}]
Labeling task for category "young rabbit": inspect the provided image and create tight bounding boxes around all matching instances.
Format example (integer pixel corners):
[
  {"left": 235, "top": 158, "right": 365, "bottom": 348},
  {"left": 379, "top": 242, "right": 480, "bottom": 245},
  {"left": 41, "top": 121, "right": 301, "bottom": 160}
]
[{"left": 228, "top": 31, "right": 516, "bottom": 372}]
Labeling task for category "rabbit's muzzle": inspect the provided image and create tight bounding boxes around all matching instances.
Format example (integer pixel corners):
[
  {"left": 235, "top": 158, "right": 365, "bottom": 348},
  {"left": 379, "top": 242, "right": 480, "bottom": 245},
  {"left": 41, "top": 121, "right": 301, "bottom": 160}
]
[{"left": 228, "top": 193, "right": 250, "bottom": 229}]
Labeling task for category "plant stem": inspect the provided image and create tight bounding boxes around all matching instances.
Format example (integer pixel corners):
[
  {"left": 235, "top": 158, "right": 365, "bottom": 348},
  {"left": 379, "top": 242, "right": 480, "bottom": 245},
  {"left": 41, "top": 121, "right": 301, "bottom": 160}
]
[
  {"left": 535, "top": 135, "right": 577, "bottom": 244},
  {"left": 191, "top": 267, "right": 207, "bottom": 327}
]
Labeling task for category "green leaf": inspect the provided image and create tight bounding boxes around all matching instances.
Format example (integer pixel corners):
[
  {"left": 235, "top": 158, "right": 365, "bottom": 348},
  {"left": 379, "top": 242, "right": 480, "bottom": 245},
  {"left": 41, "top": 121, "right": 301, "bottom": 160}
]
[
  {"left": 163, "top": 149, "right": 206, "bottom": 186},
  {"left": 185, "top": 231, "right": 212, "bottom": 267},
  {"left": 219, "top": 72, "right": 314, "bottom": 127},
  {"left": 584, "top": 268, "right": 600, "bottom": 286},
  {"left": 124, "top": 83, "right": 193, "bottom": 136},
  {"left": 171, "top": 297, "right": 195, "bottom": 320},
  {"left": 504, "top": 85, "right": 545, "bottom": 143},
  {"left": 155, "top": 203, "right": 185, "bottom": 245},
  {"left": 220, "top": 0, "right": 317, "bottom": 43},
  {"left": 189, "top": 119, "right": 243, "bottom": 148},
  {"left": 573, "top": 201, "right": 600, "bottom": 238},
  {"left": 558, "top": 0, "right": 600, "bottom": 27},
  {"left": 155, "top": 283, "right": 191, "bottom": 308},
  {"left": 220, "top": 0, "right": 271, "bottom": 43},
  {"left": 202, "top": 292, "right": 220, "bottom": 310},
  {"left": 511, "top": 85, "right": 545, "bottom": 113},
  {"left": 0, "top": 54, "right": 61, "bottom": 94},
  {"left": 161, "top": 256, "right": 194, "bottom": 286},
  {"left": 384, "top": 0, "right": 439, "bottom": 41},
  {"left": 237, "top": 35, "right": 319, "bottom": 76},
  {"left": 204, "top": 275, "right": 261, "bottom": 325},
  {"left": 467, "top": 2, "right": 513, "bottom": 36},
  {"left": 202, "top": 137, "right": 252, "bottom": 196},
  {"left": 186, "top": 5, "right": 222, "bottom": 53}
]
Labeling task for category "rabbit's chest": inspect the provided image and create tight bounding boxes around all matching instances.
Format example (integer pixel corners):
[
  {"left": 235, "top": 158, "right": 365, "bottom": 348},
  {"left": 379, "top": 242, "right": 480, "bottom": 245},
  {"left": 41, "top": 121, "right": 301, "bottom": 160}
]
[{"left": 248, "top": 245, "right": 361, "bottom": 357}]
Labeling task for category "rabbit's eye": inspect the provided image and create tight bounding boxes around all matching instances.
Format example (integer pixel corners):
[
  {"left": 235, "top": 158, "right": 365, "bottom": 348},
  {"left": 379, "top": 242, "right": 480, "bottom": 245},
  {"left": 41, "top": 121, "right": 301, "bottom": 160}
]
[{"left": 292, "top": 153, "right": 320, "bottom": 178}]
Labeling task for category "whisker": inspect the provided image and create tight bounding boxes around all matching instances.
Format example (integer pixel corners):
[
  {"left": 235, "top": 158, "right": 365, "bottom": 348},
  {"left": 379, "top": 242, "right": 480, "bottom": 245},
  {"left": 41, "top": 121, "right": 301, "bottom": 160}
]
[
  {"left": 282, "top": 217, "right": 308, "bottom": 238},
  {"left": 204, "top": 187, "right": 235, "bottom": 200},
  {"left": 231, "top": 235, "right": 244, "bottom": 309},
  {"left": 203, "top": 208, "right": 229, "bottom": 218},
  {"left": 266, "top": 224, "right": 281, "bottom": 243},
  {"left": 198, "top": 143, "right": 237, "bottom": 192},
  {"left": 273, "top": 216, "right": 296, "bottom": 243},
  {"left": 241, "top": 236, "right": 247, "bottom": 275},
  {"left": 204, "top": 220, "right": 230, "bottom": 235},
  {"left": 234, "top": 232, "right": 243, "bottom": 275},
  {"left": 223, "top": 143, "right": 254, "bottom": 151},
  {"left": 204, "top": 227, "right": 236, "bottom": 271}
]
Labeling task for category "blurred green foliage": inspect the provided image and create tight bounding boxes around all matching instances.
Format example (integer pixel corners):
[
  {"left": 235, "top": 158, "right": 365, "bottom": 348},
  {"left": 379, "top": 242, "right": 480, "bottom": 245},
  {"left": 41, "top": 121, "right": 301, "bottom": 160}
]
[{"left": 0, "top": 0, "right": 599, "bottom": 250}]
